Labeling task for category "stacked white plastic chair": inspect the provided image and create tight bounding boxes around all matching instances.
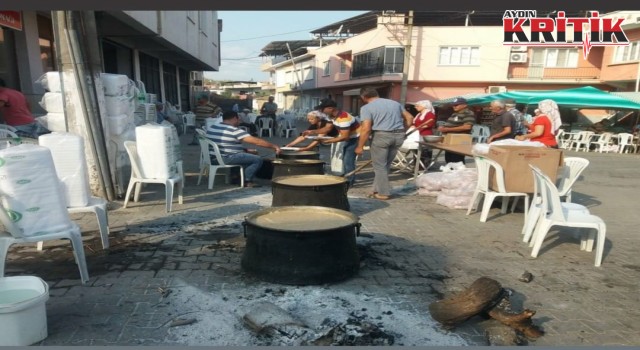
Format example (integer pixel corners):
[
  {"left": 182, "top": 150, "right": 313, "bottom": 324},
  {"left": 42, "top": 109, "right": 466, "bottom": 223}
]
[
  {"left": 616, "top": 133, "right": 637, "bottom": 153},
  {"left": 38, "top": 132, "right": 110, "bottom": 250},
  {"left": 471, "top": 125, "right": 490, "bottom": 143},
  {"left": 0, "top": 144, "right": 90, "bottom": 283},
  {"left": 257, "top": 118, "right": 274, "bottom": 137},
  {"left": 589, "top": 132, "right": 614, "bottom": 153},
  {"left": 529, "top": 165, "right": 607, "bottom": 267}
]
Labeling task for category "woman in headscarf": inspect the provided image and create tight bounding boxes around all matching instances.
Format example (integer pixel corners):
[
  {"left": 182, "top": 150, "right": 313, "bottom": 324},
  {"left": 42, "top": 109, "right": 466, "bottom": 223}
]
[
  {"left": 515, "top": 99, "right": 559, "bottom": 148},
  {"left": 412, "top": 100, "right": 437, "bottom": 136},
  {"left": 537, "top": 99, "right": 562, "bottom": 135}
]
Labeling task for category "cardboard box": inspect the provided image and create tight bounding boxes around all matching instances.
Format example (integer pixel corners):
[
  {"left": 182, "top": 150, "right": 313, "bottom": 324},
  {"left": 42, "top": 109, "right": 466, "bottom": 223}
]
[
  {"left": 443, "top": 134, "right": 472, "bottom": 145},
  {"left": 486, "top": 145, "right": 563, "bottom": 193}
]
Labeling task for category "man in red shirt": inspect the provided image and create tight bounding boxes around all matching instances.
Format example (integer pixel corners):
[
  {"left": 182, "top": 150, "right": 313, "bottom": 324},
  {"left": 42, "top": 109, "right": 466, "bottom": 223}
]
[{"left": 0, "top": 78, "right": 39, "bottom": 138}]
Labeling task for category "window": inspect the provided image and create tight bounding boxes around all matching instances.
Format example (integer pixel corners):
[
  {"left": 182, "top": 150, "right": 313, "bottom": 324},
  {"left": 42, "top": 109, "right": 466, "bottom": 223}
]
[
  {"left": 531, "top": 48, "right": 579, "bottom": 67},
  {"left": 163, "top": 62, "right": 178, "bottom": 105},
  {"left": 352, "top": 46, "right": 404, "bottom": 78},
  {"left": 438, "top": 46, "right": 480, "bottom": 65},
  {"left": 304, "top": 65, "right": 314, "bottom": 80},
  {"left": 613, "top": 41, "right": 640, "bottom": 63},
  {"left": 179, "top": 68, "right": 189, "bottom": 112},
  {"left": 340, "top": 60, "right": 347, "bottom": 74},
  {"left": 323, "top": 60, "right": 330, "bottom": 76},
  {"left": 138, "top": 52, "right": 161, "bottom": 95}
]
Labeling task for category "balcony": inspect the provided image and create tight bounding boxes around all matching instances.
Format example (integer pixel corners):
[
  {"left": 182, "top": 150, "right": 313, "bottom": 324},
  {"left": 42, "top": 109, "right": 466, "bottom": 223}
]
[
  {"left": 351, "top": 62, "right": 404, "bottom": 79},
  {"left": 508, "top": 67, "right": 601, "bottom": 80}
]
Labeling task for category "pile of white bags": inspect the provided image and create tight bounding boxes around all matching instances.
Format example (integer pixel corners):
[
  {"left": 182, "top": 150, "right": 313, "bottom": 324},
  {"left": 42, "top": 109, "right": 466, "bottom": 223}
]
[
  {"left": 0, "top": 144, "right": 71, "bottom": 236},
  {"left": 35, "top": 72, "right": 66, "bottom": 132},
  {"left": 415, "top": 162, "right": 478, "bottom": 210},
  {"left": 134, "top": 124, "right": 178, "bottom": 178}
]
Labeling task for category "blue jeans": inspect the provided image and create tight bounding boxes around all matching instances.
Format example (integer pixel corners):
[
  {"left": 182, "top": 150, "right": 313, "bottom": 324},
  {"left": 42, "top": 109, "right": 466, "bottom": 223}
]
[
  {"left": 342, "top": 138, "right": 358, "bottom": 186},
  {"left": 222, "top": 152, "right": 263, "bottom": 181},
  {"left": 14, "top": 122, "right": 40, "bottom": 138}
]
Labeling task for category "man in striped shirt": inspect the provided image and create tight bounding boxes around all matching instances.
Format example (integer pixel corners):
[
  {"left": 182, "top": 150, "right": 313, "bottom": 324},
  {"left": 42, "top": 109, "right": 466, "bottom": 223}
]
[
  {"left": 316, "top": 99, "right": 361, "bottom": 187},
  {"left": 206, "top": 111, "right": 281, "bottom": 187}
]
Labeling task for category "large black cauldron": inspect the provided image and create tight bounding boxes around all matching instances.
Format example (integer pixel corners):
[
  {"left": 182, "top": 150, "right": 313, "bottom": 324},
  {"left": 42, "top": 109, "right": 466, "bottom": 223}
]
[
  {"left": 241, "top": 206, "right": 360, "bottom": 285},
  {"left": 271, "top": 159, "right": 325, "bottom": 179},
  {"left": 271, "top": 174, "right": 350, "bottom": 211},
  {"left": 276, "top": 150, "right": 320, "bottom": 160}
]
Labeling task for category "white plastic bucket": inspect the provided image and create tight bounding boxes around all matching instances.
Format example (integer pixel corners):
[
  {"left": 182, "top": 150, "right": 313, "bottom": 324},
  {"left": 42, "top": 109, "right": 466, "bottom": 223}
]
[{"left": 0, "top": 276, "right": 49, "bottom": 345}]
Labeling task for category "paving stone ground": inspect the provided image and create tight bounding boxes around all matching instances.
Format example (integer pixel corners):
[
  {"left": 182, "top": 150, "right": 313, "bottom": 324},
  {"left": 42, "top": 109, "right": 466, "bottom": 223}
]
[{"left": 3, "top": 119, "right": 640, "bottom": 346}]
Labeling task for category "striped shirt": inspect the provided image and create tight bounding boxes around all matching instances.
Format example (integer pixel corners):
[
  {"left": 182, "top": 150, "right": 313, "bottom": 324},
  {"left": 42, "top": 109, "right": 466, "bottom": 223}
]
[
  {"left": 195, "top": 102, "right": 221, "bottom": 119},
  {"left": 332, "top": 111, "right": 360, "bottom": 139},
  {"left": 206, "top": 123, "right": 249, "bottom": 157}
]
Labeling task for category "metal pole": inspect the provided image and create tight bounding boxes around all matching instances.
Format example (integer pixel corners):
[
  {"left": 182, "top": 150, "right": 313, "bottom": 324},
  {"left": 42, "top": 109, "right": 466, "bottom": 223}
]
[
  {"left": 286, "top": 42, "right": 304, "bottom": 109},
  {"left": 635, "top": 59, "right": 640, "bottom": 92},
  {"left": 399, "top": 10, "right": 413, "bottom": 106}
]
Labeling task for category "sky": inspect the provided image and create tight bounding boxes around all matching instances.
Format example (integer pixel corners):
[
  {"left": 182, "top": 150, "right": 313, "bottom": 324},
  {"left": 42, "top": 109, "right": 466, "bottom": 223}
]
[{"left": 206, "top": 11, "right": 368, "bottom": 82}]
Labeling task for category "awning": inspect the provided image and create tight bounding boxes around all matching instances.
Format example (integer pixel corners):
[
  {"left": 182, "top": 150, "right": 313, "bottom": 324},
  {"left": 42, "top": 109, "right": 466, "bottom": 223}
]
[
  {"left": 343, "top": 88, "right": 361, "bottom": 96},
  {"left": 432, "top": 93, "right": 495, "bottom": 106}
]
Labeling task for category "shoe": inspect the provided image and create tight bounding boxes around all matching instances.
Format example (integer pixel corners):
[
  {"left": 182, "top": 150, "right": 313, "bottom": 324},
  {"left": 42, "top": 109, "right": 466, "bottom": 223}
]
[
  {"left": 244, "top": 182, "right": 262, "bottom": 188},
  {"left": 366, "top": 193, "right": 390, "bottom": 200}
]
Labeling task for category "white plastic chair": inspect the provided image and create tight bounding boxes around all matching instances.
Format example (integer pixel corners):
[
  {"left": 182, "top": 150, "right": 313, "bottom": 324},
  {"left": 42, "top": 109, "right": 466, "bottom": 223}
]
[
  {"left": 616, "top": 133, "right": 637, "bottom": 153},
  {"left": 471, "top": 125, "right": 490, "bottom": 143},
  {"left": 182, "top": 113, "right": 196, "bottom": 134},
  {"left": 123, "top": 141, "right": 183, "bottom": 213},
  {"left": 589, "top": 132, "right": 613, "bottom": 153},
  {"left": 279, "top": 118, "right": 298, "bottom": 138},
  {"left": 392, "top": 128, "right": 424, "bottom": 174},
  {"left": 569, "top": 131, "right": 594, "bottom": 152},
  {"left": 196, "top": 136, "right": 244, "bottom": 190},
  {"left": 556, "top": 157, "right": 590, "bottom": 203},
  {"left": 0, "top": 200, "right": 90, "bottom": 284},
  {"left": 466, "top": 156, "right": 529, "bottom": 223},
  {"left": 522, "top": 165, "right": 590, "bottom": 244},
  {"left": 0, "top": 129, "right": 19, "bottom": 138},
  {"left": 529, "top": 165, "right": 606, "bottom": 267},
  {"left": 257, "top": 118, "right": 274, "bottom": 137}
]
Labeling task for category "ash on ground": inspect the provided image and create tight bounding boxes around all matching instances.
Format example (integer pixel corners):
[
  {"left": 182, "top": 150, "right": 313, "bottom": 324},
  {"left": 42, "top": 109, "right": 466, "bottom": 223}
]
[{"left": 161, "top": 281, "right": 467, "bottom": 346}]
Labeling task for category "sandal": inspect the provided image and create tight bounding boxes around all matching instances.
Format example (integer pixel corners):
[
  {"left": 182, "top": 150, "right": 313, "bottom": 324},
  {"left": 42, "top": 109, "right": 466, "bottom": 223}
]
[
  {"left": 244, "top": 182, "right": 262, "bottom": 188},
  {"left": 366, "top": 193, "right": 390, "bottom": 200}
]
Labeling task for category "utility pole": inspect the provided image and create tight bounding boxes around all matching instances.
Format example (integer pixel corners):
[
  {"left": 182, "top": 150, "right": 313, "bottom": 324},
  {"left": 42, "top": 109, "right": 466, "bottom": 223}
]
[
  {"left": 399, "top": 10, "right": 413, "bottom": 106},
  {"left": 286, "top": 42, "right": 305, "bottom": 110}
]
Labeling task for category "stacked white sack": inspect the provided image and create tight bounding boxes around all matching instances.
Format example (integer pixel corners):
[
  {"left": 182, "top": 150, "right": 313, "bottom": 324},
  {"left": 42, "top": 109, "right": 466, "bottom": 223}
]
[
  {"left": 0, "top": 144, "right": 72, "bottom": 236},
  {"left": 104, "top": 95, "right": 132, "bottom": 116},
  {"left": 39, "top": 92, "right": 65, "bottom": 113},
  {"left": 101, "top": 73, "right": 130, "bottom": 97},
  {"left": 38, "top": 132, "right": 91, "bottom": 207},
  {"left": 134, "top": 124, "right": 177, "bottom": 179},
  {"left": 36, "top": 71, "right": 63, "bottom": 92},
  {"left": 37, "top": 113, "right": 67, "bottom": 132}
]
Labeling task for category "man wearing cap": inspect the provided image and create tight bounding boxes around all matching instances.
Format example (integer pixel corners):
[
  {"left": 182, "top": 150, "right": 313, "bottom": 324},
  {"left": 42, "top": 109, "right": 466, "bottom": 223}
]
[
  {"left": 437, "top": 97, "right": 476, "bottom": 164},
  {"left": 191, "top": 93, "right": 221, "bottom": 145},
  {"left": 316, "top": 99, "right": 361, "bottom": 186},
  {"left": 355, "top": 87, "right": 414, "bottom": 200}
]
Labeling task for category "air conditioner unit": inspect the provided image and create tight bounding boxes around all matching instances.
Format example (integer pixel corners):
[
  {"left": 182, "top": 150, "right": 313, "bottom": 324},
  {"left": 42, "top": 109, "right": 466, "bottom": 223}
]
[
  {"left": 488, "top": 86, "right": 507, "bottom": 93},
  {"left": 510, "top": 52, "right": 528, "bottom": 63},
  {"left": 510, "top": 45, "right": 527, "bottom": 52}
]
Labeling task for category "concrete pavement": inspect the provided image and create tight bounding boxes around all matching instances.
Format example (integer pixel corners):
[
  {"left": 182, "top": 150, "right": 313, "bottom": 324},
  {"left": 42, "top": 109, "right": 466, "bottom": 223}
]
[{"left": 3, "top": 121, "right": 640, "bottom": 345}]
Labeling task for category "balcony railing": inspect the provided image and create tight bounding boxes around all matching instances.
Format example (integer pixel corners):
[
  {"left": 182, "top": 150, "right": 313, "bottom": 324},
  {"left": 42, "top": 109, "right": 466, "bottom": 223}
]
[
  {"left": 351, "top": 62, "right": 404, "bottom": 79},
  {"left": 508, "top": 66, "right": 601, "bottom": 80}
]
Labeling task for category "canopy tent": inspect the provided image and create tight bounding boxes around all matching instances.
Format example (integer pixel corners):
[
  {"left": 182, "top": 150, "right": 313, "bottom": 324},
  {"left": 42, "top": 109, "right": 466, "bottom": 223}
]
[{"left": 437, "top": 86, "right": 640, "bottom": 110}]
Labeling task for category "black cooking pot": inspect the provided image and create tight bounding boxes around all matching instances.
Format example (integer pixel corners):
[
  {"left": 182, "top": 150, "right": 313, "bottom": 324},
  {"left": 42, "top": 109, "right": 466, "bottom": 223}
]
[
  {"left": 241, "top": 206, "right": 360, "bottom": 285},
  {"left": 271, "top": 159, "right": 325, "bottom": 179},
  {"left": 271, "top": 174, "right": 350, "bottom": 211},
  {"left": 255, "top": 157, "right": 275, "bottom": 179},
  {"left": 276, "top": 150, "right": 320, "bottom": 160}
]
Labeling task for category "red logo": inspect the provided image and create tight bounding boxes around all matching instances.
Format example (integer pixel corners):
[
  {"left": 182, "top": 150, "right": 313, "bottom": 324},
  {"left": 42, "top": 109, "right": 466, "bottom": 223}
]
[{"left": 503, "top": 10, "right": 630, "bottom": 59}]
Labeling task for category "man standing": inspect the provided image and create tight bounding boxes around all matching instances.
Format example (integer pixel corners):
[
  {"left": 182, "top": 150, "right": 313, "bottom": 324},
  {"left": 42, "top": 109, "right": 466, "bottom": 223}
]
[
  {"left": 316, "top": 99, "right": 361, "bottom": 187},
  {"left": 206, "top": 111, "right": 281, "bottom": 188},
  {"left": 437, "top": 97, "right": 476, "bottom": 164},
  {"left": 0, "top": 78, "right": 39, "bottom": 138},
  {"left": 355, "top": 87, "right": 413, "bottom": 200},
  {"left": 260, "top": 96, "right": 278, "bottom": 134},
  {"left": 506, "top": 102, "right": 527, "bottom": 136},
  {"left": 191, "top": 93, "right": 221, "bottom": 145},
  {"left": 487, "top": 100, "right": 517, "bottom": 143}
]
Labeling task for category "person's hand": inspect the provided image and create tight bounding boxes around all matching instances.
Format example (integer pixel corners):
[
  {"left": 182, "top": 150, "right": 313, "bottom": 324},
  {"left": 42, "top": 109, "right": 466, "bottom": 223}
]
[
  {"left": 355, "top": 146, "right": 364, "bottom": 156},
  {"left": 301, "top": 130, "right": 313, "bottom": 136},
  {"left": 487, "top": 136, "right": 493, "bottom": 143},
  {"left": 273, "top": 146, "right": 281, "bottom": 155},
  {"left": 515, "top": 135, "right": 525, "bottom": 141},
  {"left": 437, "top": 126, "right": 446, "bottom": 133},
  {"left": 246, "top": 149, "right": 258, "bottom": 155}
]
